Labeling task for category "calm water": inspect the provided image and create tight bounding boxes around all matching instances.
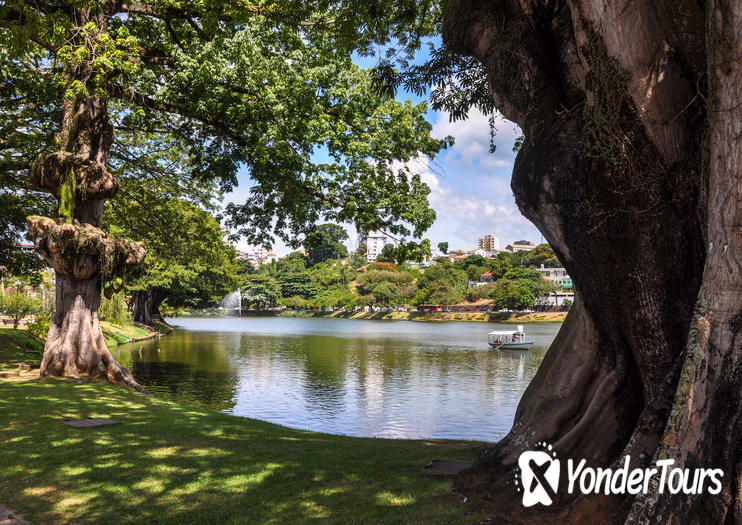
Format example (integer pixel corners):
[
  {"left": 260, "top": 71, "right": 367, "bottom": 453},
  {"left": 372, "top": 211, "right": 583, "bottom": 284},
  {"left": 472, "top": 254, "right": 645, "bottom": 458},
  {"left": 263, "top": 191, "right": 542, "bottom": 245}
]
[{"left": 113, "top": 317, "right": 561, "bottom": 442}]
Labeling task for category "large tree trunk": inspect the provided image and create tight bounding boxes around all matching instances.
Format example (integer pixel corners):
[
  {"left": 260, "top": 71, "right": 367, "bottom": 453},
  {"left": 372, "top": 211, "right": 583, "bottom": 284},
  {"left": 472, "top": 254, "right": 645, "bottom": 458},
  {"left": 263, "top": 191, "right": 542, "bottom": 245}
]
[
  {"left": 41, "top": 275, "right": 145, "bottom": 392},
  {"left": 25, "top": 7, "right": 146, "bottom": 391},
  {"left": 132, "top": 288, "right": 166, "bottom": 326},
  {"left": 444, "top": 0, "right": 741, "bottom": 522}
]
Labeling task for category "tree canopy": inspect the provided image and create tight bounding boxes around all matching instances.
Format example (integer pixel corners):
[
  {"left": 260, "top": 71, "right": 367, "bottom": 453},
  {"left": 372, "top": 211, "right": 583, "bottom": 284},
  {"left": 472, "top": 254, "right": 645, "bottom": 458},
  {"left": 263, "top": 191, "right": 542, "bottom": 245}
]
[
  {"left": 0, "top": 1, "right": 453, "bottom": 250},
  {"left": 303, "top": 224, "right": 349, "bottom": 266}
]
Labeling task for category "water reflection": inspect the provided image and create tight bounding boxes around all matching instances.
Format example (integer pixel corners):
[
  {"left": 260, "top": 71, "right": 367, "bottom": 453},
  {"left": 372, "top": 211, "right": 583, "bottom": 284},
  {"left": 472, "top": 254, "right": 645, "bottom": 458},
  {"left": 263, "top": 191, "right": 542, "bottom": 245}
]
[{"left": 114, "top": 317, "right": 561, "bottom": 441}]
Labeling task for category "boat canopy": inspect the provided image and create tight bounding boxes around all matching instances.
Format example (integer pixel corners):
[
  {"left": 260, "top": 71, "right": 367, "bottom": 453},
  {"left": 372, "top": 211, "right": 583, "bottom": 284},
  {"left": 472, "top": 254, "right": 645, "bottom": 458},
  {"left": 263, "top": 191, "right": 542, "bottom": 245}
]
[{"left": 488, "top": 325, "right": 525, "bottom": 336}]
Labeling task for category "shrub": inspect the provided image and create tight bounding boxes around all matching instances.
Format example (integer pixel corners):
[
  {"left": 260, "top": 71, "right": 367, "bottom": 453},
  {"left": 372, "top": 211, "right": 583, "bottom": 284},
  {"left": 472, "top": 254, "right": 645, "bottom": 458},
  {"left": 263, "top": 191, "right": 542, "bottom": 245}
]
[
  {"left": 27, "top": 309, "right": 52, "bottom": 339},
  {"left": 100, "top": 292, "right": 129, "bottom": 325}
]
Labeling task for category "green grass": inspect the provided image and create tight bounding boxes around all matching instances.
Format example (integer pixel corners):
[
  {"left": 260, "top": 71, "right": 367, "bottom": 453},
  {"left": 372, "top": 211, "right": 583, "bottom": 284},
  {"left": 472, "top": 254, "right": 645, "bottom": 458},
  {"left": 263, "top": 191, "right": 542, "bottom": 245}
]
[
  {"left": 100, "top": 320, "right": 158, "bottom": 348},
  {"left": 0, "top": 378, "right": 484, "bottom": 524},
  {"left": 0, "top": 327, "right": 43, "bottom": 370}
]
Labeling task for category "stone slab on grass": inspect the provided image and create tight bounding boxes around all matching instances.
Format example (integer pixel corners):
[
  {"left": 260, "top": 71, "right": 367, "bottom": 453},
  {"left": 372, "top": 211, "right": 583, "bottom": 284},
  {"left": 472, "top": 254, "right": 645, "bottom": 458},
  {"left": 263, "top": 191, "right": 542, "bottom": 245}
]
[
  {"left": 63, "top": 418, "right": 121, "bottom": 429},
  {"left": 422, "top": 459, "right": 474, "bottom": 477},
  {"left": 0, "top": 505, "right": 31, "bottom": 524}
]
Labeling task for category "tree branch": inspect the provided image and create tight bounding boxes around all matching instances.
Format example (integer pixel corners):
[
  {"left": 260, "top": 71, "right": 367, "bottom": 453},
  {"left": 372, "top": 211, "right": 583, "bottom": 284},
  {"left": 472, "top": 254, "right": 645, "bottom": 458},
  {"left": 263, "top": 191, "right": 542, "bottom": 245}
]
[{"left": 107, "top": 84, "right": 345, "bottom": 208}]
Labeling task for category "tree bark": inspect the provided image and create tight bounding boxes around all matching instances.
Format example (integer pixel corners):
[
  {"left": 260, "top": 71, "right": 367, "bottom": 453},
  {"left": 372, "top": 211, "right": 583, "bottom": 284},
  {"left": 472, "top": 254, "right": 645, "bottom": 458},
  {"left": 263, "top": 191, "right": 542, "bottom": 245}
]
[
  {"left": 443, "top": 0, "right": 741, "bottom": 522},
  {"left": 25, "top": 7, "right": 146, "bottom": 391},
  {"left": 41, "top": 274, "right": 145, "bottom": 392},
  {"left": 132, "top": 288, "right": 166, "bottom": 326}
]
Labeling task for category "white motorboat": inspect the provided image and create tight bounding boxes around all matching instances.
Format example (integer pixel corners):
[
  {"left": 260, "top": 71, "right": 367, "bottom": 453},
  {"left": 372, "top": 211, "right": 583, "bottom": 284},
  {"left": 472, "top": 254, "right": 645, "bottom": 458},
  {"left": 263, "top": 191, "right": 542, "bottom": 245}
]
[{"left": 487, "top": 325, "right": 534, "bottom": 350}]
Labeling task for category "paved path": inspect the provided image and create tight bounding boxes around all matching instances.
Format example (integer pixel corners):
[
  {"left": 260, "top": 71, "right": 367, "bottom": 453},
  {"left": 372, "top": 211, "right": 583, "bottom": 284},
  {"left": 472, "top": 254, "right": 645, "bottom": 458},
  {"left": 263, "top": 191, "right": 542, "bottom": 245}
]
[{"left": 0, "top": 506, "right": 30, "bottom": 525}]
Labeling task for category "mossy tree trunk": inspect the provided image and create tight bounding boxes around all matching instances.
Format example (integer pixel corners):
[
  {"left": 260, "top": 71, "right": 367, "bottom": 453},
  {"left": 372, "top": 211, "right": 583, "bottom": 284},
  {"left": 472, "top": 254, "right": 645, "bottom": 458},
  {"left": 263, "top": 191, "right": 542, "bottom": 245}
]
[
  {"left": 25, "top": 9, "right": 145, "bottom": 391},
  {"left": 444, "top": 0, "right": 741, "bottom": 522}
]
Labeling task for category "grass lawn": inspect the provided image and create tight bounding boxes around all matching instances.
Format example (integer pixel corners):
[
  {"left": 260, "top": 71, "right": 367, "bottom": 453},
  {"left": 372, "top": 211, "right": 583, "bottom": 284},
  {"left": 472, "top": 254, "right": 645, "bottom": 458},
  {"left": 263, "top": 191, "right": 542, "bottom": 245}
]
[
  {"left": 0, "top": 328, "right": 43, "bottom": 370},
  {"left": 0, "top": 335, "right": 485, "bottom": 524}
]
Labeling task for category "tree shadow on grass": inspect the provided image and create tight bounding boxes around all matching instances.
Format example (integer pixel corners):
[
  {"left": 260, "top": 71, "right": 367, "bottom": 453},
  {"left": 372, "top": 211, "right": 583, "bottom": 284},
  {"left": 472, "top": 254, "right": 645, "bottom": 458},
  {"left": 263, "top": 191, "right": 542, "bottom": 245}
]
[{"left": 0, "top": 379, "right": 484, "bottom": 524}]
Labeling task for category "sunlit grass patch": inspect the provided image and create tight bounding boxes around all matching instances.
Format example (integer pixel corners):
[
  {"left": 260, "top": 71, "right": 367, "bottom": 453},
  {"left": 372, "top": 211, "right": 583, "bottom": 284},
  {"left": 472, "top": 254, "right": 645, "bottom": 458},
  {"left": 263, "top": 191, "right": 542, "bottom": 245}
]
[
  {"left": 0, "top": 376, "right": 484, "bottom": 524},
  {"left": 376, "top": 491, "right": 416, "bottom": 506}
]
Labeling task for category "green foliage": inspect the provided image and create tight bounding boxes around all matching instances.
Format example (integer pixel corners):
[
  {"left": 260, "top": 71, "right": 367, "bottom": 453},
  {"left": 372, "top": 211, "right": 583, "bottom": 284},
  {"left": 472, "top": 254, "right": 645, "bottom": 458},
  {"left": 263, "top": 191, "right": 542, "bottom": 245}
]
[
  {"left": 466, "top": 264, "right": 487, "bottom": 281},
  {"left": 26, "top": 309, "right": 51, "bottom": 340},
  {"left": 106, "top": 198, "right": 240, "bottom": 310},
  {"left": 242, "top": 274, "right": 281, "bottom": 309},
  {"left": 454, "top": 254, "right": 486, "bottom": 271},
  {"left": 371, "top": 282, "right": 400, "bottom": 306},
  {"left": 485, "top": 255, "right": 513, "bottom": 279},
  {"left": 495, "top": 244, "right": 561, "bottom": 269},
  {"left": 2, "top": 0, "right": 454, "bottom": 292},
  {"left": 304, "top": 224, "right": 349, "bottom": 266},
  {"left": 100, "top": 291, "right": 129, "bottom": 325},
  {"left": 356, "top": 270, "right": 414, "bottom": 291},
  {"left": 437, "top": 242, "right": 448, "bottom": 254},
  {"left": 416, "top": 261, "right": 468, "bottom": 296},
  {"left": 278, "top": 273, "right": 319, "bottom": 299},
  {"left": 423, "top": 280, "right": 461, "bottom": 305},
  {"left": 1, "top": 292, "right": 42, "bottom": 328}
]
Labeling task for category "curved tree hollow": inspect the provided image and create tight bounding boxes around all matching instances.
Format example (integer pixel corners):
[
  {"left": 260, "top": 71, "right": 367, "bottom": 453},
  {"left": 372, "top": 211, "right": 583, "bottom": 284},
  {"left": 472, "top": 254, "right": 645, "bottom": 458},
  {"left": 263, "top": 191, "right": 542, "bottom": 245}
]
[{"left": 41, "top": 274, "right": 147, "bottom": 393}]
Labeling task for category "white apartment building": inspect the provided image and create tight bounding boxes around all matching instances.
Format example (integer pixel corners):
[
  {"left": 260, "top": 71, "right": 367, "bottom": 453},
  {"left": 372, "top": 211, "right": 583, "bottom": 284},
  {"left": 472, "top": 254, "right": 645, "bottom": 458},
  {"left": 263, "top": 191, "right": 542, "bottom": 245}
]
[{"left": 365, "top": 230, "right": 391, "bottom": 262}]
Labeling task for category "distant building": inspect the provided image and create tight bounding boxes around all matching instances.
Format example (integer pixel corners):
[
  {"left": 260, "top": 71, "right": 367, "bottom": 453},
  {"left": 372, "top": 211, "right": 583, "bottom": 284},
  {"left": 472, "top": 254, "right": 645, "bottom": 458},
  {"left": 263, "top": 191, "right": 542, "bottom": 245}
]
[
  {"left": 506, "top": 240, "right": 536, "bottom": 252},
  {"left": 365, "top": 230, "right": 392, "bottom": 262},
  {"left": 535, "top": 292, "right": 574, "bottom": 307},
  {"left": 537, "top": 264, "right": 573, "bottom": 289},
  {"left": 237, "top": 246, "right": 273, "bottom": 268},
  {"left": 478, "top": 235, "right": 500, "bottom": 252}
]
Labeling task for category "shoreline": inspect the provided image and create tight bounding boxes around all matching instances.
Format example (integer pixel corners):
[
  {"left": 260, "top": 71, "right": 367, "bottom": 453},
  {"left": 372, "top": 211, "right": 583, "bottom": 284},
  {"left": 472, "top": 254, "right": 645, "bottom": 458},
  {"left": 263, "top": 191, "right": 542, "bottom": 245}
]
[
  {"left": 100, "top": 318, "right": 172, "bottom": 347},
  {"left": 244, "top": 309, "right": 567, "bottom": 323}
]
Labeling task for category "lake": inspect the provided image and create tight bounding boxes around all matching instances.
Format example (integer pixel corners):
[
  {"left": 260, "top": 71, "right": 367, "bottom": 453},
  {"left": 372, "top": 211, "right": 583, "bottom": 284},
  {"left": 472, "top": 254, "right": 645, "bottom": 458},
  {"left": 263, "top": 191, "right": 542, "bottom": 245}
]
[{"left": 113, "top": 317, "right": 561, "bottom": 442}]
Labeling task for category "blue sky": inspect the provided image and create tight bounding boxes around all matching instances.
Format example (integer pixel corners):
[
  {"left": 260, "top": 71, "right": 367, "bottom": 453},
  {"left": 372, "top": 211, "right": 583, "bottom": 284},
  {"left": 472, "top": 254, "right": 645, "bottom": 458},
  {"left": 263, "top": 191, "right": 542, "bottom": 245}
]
[{"left": 225, "top": 46, "right": 542, "bottom": 256}]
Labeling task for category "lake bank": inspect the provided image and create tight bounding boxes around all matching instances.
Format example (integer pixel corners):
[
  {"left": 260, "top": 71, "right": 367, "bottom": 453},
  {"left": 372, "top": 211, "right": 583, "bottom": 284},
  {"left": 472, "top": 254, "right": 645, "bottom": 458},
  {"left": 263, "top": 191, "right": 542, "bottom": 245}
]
[
  {"left": 0, "top": 374, "right": 483, "bottom": 524},
  {"left": 0, "top": 319, "right": 170, "bottom": 372},
  {"left": 252, "top": 309, "right": 567, "bottom": 323}
]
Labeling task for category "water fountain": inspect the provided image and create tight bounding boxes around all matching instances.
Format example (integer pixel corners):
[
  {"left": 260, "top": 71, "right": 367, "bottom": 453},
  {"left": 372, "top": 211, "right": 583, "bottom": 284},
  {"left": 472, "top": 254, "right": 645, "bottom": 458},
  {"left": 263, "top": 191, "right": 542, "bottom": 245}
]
[{"left": 221, "top": 288, "right": 242, "bottom": 315}]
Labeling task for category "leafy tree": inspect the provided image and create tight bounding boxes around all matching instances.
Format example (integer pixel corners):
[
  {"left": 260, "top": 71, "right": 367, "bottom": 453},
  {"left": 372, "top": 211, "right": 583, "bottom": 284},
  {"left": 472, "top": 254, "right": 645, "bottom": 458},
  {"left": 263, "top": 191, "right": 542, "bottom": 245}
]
[
  {"left": 2, "top": 292, "right": 42, "bottom": 329},
  {"left": 242, "top": 274, "right": 281, "bottom": 310},
  {"left": 503, "top": 266, "right": 543, "bottom": 283},
  {"left": 486, "top": 255, "right": 513, "bottom": 280},
  {"left": 106, "top": 198, "right": 240, "bottom": 326},
  {"left": 2, "top": 1, "right": 449, "bottom": 389},
  {"left": 425, "top": 281, "right": 461, "bottom": 306},
  {"left": 454, "top": 254, "right": 486, "bottom": 270},
  {"left": 523, "top": 243, "right": 560, "bottom": 268},
  {"left": 488, "top": 279, "right": 535, "bottom": 310},
  {"left": 372, "top": 282, "right": 400, "bottom": 306},
  {"left": 304, "top": 224, "right": 349, "bottom": 266},
  {"left": 378, "top": 243, "right": 397, "bottom": 263},
  {"left": 278, "top": 273, "right": 319, "bottom": 299},
  {"left": 276, "top": 252, "right": 309, "bottom": 274},
  {"left": 416, "top": 261, "right": 468, "bottom": 296},
  {"left": 437, "top": 242, "right": 448, "bottom": 254},
  {"left": 466, "top": 265, "right": 487, "bottom": 281}
]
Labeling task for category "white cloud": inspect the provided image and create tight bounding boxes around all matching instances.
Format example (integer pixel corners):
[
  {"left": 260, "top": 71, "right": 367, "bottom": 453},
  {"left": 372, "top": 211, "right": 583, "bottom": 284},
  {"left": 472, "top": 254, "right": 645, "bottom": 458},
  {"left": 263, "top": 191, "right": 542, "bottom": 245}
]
[{"left": 405, "top": 109, "right": 542, "bottom": 250}]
